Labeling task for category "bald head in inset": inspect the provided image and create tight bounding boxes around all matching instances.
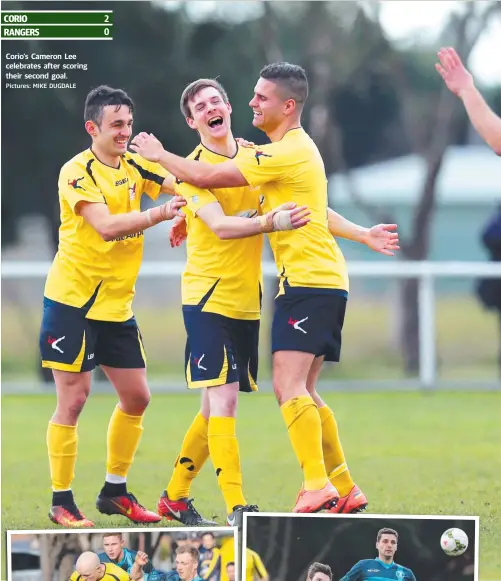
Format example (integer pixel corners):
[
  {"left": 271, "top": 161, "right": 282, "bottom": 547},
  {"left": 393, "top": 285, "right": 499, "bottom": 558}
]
[{"left": 75, "top": 552, "right": 104, "bottom": 581}]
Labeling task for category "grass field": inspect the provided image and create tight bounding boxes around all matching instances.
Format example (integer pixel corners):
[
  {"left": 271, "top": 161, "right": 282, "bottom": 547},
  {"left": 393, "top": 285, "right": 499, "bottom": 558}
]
[{"left": 2, "top": 391, "right": 500, "bottom": 579}]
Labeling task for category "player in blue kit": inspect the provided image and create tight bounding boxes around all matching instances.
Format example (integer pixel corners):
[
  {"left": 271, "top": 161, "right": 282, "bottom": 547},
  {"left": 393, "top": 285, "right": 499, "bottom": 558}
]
[{"left": 338, "top": 529, "right": 417, "bottom": 581}]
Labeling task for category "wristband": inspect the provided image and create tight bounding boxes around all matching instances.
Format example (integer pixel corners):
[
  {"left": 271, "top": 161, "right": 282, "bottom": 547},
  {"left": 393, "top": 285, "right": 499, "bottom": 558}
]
[{"left": 145, "top": 208, "right": 154, "bottom": 226}]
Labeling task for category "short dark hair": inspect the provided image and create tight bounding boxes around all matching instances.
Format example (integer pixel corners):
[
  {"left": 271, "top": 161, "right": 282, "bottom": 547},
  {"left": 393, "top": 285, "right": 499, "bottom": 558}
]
[
  {"left": 377, "top": 528, "right": 399, "bottom": 542},
  {"left": 226, "top": 562, "right": 235, "bottom": 568},
  {"left": 176, "top": 545, "right": 200, "bottom": 562},
  {"left": 84, "top": 85, "right": 134, "bottom": 126},
  {"left": 307, "top": 562, "right": 332, "bottom": 580},
  {"left": 180, "top": 78, "right": 229, "bottom": 119},
  {"left": 259, "top": 62, "right": 308, "bottom": 108},
  {"left": 202, "top": 532, "right": 215, "bottom": 539}
]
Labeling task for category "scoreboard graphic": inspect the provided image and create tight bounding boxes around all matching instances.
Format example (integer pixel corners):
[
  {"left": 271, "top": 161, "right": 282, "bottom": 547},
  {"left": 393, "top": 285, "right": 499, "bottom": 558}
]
[{"left": 1, "top": 10, "right": 113, "bottom": 39}]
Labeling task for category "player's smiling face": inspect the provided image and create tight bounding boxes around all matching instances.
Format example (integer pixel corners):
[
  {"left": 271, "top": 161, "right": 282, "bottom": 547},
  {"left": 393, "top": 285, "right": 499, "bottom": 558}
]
[
  {"left": 249, "top": 77, "right": 292, "bottom": 131},
  {"left": 187, "top": 87, "right": 232, "bottom": 140},
  {"left": 88, "top": 104, "right": 133, "bottom": 159},
  {"left": 376, "top": 534, "right": 398, "bottom": 561},
  {"left": 102, "top": 535, "right": 124, "bottom": 561}
]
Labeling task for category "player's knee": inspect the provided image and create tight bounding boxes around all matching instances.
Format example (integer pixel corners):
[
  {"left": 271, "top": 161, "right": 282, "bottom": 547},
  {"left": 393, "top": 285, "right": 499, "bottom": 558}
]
[
  {"left": 126, "top": 390, "right": 150, "bottom": 414},
  {"left": 65, "top": 393, "right": 88, "bottom": 422}
]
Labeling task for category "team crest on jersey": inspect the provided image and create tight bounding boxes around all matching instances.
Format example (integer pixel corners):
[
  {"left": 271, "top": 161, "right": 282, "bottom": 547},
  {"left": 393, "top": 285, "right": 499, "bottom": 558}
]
[
  {"left": 396, "top": 571, "right": 405, "bottom": 579},
  {"left": 68, "top": 177, "right": 85, "bottom": 190},
  {"left": 255, "top": 150, "right": 272, "bottom": 165},
  {"left": 129, "top": 183, "right": 136, "bottom": 201}
]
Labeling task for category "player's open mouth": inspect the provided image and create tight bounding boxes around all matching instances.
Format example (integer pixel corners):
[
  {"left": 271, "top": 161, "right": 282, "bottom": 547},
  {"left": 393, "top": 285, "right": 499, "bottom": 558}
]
[
  {"left": 208, "top": 116, "right": 223, "bottom": 128},
  {"left": 115, "top": 139, "right": 128, "bottom": 145}
]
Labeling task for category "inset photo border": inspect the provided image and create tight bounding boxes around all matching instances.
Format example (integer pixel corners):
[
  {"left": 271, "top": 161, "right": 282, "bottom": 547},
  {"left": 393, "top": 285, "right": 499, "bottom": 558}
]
[
  {"left": 243, "top": 513, "right": 478, "bottom": 581},
  {"left": 7, "top": 526, "right": 238, "bottom": 581}
]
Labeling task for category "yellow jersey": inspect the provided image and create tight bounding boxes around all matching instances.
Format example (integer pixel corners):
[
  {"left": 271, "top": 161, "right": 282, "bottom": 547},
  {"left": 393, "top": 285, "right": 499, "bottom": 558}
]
[
  {"left": 175, "top": 143, "right": 263, "bottom": 320},
  {"left": 234, "top": 128, "right": 349, "bottom": 294},
  {"left": 218, "top": 536, "right": 236, "bottom": 581},
  {"left": 245, "top": 548, "right": 268, "bottom": 581},
  {"left": 69, "top": 561, "right": 131, "bottom": 581},
  {"left": 45, "top": 149, "right": 168, "bottom": 321}
]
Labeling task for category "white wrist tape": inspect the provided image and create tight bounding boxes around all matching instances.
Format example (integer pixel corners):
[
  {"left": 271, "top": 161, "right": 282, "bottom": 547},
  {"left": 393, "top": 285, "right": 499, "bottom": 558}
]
[
  {"left": 272, "top": 210, "right": 294, "bottom": 231},
  {"left": 145, "top": 208, "right": 154, "bottom": 226}
]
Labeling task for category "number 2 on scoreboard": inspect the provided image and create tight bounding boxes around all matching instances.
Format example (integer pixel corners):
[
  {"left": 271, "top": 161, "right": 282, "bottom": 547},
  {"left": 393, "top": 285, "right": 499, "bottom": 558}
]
[{"left": 104, "top": 14, "right": 110, "bottom": 23}]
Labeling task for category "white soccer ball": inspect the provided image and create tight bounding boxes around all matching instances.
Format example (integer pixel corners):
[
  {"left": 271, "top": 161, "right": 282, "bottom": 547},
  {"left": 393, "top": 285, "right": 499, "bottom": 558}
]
[{"left": 440, "top": 528, "right": 469, "bottom": 557}]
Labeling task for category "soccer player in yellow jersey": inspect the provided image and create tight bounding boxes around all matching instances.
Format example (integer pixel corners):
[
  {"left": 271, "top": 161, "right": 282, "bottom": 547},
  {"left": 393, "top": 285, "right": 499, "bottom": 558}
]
[
  {"left": 70, "top": 552, "right": 132, "bottom": 581},
  {"left": 40, "top": 85, "right": 185, "bottom": 527},
  {"left": 245, "top": 548, "right": 269, "bottom": 581},
  {"left": 131, "top": 63, "right": 400, "bottom": 515},
  {"left": 152, "top": 79, "right": 309, "bottom": 529}
]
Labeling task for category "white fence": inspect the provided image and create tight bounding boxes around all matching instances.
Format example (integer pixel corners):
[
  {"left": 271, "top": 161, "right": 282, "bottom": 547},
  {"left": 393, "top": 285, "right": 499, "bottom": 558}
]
[{"left": 3, "top": 260, "right": 501, "bottom": 389}]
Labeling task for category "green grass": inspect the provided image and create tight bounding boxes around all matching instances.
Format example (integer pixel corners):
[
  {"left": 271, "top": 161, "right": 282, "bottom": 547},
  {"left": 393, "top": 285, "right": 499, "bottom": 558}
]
[{"left": 2, "top": 392, "right": 500, "bottom": 579}]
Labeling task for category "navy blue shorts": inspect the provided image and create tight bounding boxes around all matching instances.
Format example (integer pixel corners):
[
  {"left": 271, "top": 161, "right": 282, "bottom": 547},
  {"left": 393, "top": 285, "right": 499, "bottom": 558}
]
[
  {"left": 39, "top": 297, "right": 146, "bottom": 372},
  {"left": 182, "top": 306, "right": 259, "bottom": 392},
  {"left": 271, "top": 288, "right": 347, "bottom": 362}
]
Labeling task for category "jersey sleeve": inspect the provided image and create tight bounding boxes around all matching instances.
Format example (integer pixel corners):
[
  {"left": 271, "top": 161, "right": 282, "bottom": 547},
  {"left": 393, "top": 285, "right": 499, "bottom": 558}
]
[
  {"left": 233, "top": 143, "right": 291, "bottom": 188},
  {"left": 59, "top": 161, "right": 106, "bottom": 212},
  {"left": 174, "top": 180, "right": 218, "bottom": 217},
  {"left": 406, "top": 568, "right": 417, "bottom": 581},
  {"left": 338, "top": 561, "right": 362, "bottom": 581},
  {"left": 128, "top": 154, "right": 169, "bottom": 201},
  {"left": 251, "top": 551, "right": 268, "bottom": 579}
]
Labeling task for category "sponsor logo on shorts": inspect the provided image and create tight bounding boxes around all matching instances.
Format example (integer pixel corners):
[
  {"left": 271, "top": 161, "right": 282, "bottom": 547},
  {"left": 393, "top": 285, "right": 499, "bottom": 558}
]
[
  {"left": 48, "top": 335, "right": 65, "bottom": 353},
  {"left": 194, "top": 354, "right": 207, "bottom": 371},
  {"left": 288, "top": 316, "right": 308, "bottom": 334}
]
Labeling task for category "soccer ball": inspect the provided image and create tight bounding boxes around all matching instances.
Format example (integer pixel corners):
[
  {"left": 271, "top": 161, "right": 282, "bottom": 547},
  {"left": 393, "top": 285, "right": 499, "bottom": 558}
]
[{"left": 440, "top": 528, "right": 469, "bottom": 557}]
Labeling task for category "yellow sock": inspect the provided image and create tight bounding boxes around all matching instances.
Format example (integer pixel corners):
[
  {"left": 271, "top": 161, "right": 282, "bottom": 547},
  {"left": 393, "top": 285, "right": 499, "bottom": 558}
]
[
  {"left": 47, "top": 422, "right": 78, "bottom": 490},
  {"left": 106, "top": 405, "right": 144, "bottom": 477},
  {"left": 281, "top": 395, "right": 328, "bottom": 491},
  {"left": 208, "top": 417, "right": 246, "bottom": 513},
  {"left": 167, "top": 412, "right": 210, "bottom": 500},
  {"left": 318, "top": 405, "right": 355, "bottom": 497}
]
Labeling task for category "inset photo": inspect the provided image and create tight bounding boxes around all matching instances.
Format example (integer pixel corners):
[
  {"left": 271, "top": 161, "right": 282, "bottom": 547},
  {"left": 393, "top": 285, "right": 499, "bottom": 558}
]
[
  {"left": 8, "top": 527, "right": 237, "bottom": 581},
  {"left": 243, "top": 514, "right": 478, "bottom": 581}
]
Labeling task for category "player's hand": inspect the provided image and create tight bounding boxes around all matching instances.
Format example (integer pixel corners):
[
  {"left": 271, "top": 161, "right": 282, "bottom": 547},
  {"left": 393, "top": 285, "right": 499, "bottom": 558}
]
[
  {"left": 365, "top": 223, "right": 400, "bottom": 256},
  {"left": 130, "top": 132, "right": 165, "bottom": 162},
  {"left": 235, "top": 137, "right": 255, "bottom": 148},
  {"left": 435, "top": 47, "right": 474, "bottom": 97},
  {"left": 160, "top": 195, "right": 186, "bottom": 221},
  {"left": 135, "top": 550, "right": 149, "bottom": 567},
  {"left": 170, "top": 215, "right": 188, "bottom": 247},
  {"left": 260, "top": 202, "right": 311, "bottom": 233}
]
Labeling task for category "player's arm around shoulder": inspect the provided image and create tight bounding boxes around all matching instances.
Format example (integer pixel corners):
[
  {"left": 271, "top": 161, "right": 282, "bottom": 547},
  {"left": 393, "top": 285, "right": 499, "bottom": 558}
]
[{"left": 130, "top": 132, "right": 248, "bottom": 189}]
